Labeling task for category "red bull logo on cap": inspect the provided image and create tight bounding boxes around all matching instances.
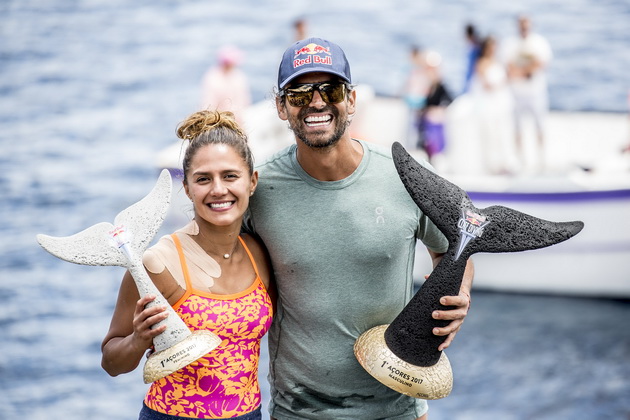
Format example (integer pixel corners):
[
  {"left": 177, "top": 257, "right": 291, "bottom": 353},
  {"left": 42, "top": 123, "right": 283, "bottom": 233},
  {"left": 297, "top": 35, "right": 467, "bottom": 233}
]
[
  {"left": 293, "top": 43, "right": 332, "bottom": 69},
  {"left": 294, "top": 43, "right": 331, "bottom": 57}
]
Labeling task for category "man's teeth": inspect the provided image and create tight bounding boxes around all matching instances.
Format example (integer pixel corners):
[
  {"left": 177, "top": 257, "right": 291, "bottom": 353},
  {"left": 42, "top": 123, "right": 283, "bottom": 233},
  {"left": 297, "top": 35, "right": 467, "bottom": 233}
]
[
  {"left": 305, "top": 115, "right": 331, "bottom": 126},
  {"left": 209, "top": 202, "right": 232, "bottom": 209}
]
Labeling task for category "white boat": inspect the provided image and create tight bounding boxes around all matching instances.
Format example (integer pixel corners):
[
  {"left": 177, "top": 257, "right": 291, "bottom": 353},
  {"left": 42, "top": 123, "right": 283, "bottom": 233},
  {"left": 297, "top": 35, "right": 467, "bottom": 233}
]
[
  {"left": 156, "top": 89, "right": 630, "bottom": 298},
  {"left": 413, "top": 95, "right": 630, "bottom": 299}
]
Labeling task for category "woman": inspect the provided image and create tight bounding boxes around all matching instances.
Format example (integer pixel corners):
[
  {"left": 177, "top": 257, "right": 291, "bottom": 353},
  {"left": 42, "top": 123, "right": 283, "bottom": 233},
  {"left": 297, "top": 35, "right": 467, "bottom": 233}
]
[
  {"left": 417, "top": 50, "right": 452, "bottom": 163},
  {"left": 470, "top": 35, "right": 520, "bottom": 175},
  {"left": 101, "top": 110, "right": 275, "bottom": 420}
]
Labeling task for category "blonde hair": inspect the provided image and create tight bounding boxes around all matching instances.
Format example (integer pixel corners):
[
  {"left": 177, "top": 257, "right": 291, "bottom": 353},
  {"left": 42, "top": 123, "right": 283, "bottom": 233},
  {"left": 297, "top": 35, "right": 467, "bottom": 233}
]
[{"left": 177, "top": 110, "right": 254, "bottom": 181}]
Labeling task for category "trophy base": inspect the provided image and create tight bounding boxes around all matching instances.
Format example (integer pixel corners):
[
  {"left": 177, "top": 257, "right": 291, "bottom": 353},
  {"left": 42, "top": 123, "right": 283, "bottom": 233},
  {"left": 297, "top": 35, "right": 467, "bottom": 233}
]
[
  {"left": 354, "top": 324, "right": 453, "bottom": 400},
  {"left": 143, "top": 330, "right": 222, "bottom": 383}
]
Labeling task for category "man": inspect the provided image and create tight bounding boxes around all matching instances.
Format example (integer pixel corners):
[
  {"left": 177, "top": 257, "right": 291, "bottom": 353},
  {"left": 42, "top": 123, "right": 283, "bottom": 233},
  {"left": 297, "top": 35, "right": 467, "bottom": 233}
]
[
  {"left": 502, "top": 14, "right": 553, "bottom": 171},
  {"left": 247, "top": 37, "right": 473, "bottom": 420}
]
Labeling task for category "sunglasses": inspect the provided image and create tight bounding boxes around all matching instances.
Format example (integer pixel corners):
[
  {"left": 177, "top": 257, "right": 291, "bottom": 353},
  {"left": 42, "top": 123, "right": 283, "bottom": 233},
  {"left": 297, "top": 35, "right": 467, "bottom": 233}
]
[{"left": 281, "top": 82, "right": 349, "bottom": 107}]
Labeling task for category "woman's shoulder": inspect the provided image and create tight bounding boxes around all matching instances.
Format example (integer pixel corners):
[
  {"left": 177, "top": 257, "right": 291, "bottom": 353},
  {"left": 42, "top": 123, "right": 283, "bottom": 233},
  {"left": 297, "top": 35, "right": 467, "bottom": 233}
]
[{"left": 143, "top": 234, "right": 177, "bottom": 274}]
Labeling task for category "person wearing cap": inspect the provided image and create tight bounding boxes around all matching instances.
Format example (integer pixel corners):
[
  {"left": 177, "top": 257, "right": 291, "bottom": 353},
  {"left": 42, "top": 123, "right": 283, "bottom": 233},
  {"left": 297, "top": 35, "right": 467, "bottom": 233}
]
[{"left": 246, "top": 37, "right": 473, "bottom": 420}]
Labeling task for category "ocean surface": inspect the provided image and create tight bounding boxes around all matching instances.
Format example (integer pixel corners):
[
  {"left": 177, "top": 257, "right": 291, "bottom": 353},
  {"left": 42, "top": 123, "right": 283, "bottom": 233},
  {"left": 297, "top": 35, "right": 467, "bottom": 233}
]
[{"left": 1, "top": 1, "right": 629, "bottom": 419}]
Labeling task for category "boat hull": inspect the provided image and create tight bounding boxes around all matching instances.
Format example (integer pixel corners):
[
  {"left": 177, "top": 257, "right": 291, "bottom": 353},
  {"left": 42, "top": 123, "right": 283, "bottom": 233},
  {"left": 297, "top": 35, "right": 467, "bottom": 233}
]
[{"left": 414, "top": 184, "right": 630, "bottom": 298}]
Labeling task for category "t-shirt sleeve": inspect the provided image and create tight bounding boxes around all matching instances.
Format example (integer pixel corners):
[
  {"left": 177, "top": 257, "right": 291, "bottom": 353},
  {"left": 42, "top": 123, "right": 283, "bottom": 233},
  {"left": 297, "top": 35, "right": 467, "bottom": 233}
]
[
  {"left": 411, "top": 159, "right": 449, "bottom": 254},
  {"left": 418, "top": 212, "right": 449, "bottom": 254}
]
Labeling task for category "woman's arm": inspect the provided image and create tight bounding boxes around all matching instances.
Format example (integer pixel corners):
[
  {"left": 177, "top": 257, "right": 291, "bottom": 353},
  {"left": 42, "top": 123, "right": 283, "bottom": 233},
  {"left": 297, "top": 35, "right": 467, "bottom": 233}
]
[{"left": 100, "top": 270, "right": 169, "bottom": 376}]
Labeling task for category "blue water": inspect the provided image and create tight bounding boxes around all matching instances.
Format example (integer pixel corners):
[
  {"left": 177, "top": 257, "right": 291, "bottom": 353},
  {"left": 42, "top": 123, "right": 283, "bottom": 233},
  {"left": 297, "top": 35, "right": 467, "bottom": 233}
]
[{"left": 1, "top": 1, "right": 629, "bottom": 419}]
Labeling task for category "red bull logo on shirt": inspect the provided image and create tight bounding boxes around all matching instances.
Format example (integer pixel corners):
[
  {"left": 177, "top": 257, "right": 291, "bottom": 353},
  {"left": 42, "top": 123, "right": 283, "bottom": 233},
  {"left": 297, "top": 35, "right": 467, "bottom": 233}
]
[{"left": 293, "top": 43, "right": 332, "bottom": 68}]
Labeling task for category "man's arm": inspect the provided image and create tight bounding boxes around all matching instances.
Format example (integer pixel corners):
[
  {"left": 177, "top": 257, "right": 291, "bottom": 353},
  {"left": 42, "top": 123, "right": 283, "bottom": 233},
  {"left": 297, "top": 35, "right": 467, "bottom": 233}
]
[{"left": 427, "top": 250, "right": 474, "bottom": 351}]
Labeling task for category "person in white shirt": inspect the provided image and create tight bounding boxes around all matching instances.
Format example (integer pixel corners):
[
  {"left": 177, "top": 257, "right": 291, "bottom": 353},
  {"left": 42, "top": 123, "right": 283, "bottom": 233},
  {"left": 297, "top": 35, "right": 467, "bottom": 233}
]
[
  {"left": 200, "top": 45, "right": 252, "bottom": 125},
  {"left": 502, "top": 14, "right": 553, "bottom": 170}
]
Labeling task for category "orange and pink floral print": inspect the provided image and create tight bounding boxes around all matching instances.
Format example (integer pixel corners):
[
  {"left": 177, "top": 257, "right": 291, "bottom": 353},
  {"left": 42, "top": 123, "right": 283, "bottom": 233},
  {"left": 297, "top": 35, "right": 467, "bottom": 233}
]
[{"left": 144, "top": 279, "right": 272, "bottom": 418}]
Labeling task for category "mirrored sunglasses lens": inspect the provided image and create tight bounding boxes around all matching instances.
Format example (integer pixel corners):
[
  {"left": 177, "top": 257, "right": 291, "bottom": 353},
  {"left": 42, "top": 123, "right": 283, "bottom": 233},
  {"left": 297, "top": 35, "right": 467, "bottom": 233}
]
[
  {"left": 286, "top": 91, "right": 313, "bottom": 107},
  {"left": 285, "top": 83, "right": 346, "bottom": 106},
  {"left": 320, "top": 84, "right": 346, "bottom": 104}
]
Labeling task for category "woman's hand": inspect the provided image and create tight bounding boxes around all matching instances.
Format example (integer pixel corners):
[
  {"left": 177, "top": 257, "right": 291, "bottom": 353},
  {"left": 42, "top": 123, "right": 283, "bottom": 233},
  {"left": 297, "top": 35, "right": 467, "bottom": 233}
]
[
  {"left": 101, "top": 272, "right": 171, "bottom": 376},
  {"left": 131, "top": 294, "right": 169, "bottom": 351}
]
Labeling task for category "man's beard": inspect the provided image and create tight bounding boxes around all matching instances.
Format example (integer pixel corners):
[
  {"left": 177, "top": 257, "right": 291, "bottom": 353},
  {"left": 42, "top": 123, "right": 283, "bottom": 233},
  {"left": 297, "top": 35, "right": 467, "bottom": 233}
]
[{"left": 288, "top": 105, "right": 350, "bottom": 149}]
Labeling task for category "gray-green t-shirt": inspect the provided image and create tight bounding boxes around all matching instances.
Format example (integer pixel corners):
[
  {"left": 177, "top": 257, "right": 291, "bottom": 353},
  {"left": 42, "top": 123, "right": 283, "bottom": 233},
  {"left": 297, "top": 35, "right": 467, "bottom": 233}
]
[{"left": 247, "top": 140, "right": 448, "bottom": 420}]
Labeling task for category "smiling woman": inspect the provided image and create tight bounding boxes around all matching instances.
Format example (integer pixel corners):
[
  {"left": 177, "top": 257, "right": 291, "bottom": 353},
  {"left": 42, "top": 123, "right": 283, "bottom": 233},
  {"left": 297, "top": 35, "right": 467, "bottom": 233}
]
[
  {"left": 101, "top": 110, "right": 276, "bottom": 420},
  {"left": 182, "top": 139, "right": 256, "bottom": 232}
]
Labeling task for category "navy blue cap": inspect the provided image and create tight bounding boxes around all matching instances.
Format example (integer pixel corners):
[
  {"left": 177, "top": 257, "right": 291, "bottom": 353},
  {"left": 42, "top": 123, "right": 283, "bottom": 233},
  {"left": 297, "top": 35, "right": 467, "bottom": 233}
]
[{"left": 278, "top": 37, "right": 352, "bottom": 89}]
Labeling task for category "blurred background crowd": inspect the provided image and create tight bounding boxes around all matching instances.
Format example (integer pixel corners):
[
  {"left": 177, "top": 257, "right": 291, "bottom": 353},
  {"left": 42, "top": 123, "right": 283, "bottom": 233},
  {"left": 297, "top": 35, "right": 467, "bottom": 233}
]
[{"left": 195, "top": 14, "right": 629, "bottom": 178}]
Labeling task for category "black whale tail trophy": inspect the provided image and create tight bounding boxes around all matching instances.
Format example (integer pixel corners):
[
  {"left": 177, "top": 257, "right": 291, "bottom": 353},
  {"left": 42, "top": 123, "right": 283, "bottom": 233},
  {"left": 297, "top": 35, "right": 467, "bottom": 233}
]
[{"left": 354, "top": 142, "right": 584, "bottom": 400}]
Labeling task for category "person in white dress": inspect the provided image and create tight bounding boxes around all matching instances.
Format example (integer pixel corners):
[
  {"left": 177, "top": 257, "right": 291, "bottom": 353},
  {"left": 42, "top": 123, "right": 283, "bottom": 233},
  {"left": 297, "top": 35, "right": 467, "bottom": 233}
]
[
  {"left": 469, "top": 36, "right": 520, "bottom": 175},
  {"left": 200, "top": 45, "right": 252, "bottom": 125},
  {"left": 501, "top": 14, "right": 553, "bottom": 170}
]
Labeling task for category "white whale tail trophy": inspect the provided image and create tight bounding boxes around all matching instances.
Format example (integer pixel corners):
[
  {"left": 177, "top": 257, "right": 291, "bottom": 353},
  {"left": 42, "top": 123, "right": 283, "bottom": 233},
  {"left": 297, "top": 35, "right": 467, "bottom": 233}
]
[{"left": 36, "top": 169, "right": 221, "bottom": 383}]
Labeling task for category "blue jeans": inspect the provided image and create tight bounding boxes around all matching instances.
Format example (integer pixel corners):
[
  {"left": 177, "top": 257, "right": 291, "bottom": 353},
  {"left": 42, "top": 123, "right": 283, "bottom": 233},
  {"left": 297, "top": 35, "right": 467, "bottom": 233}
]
[{"left": 139, "top": 403, "right": 262, "bottom": 420}]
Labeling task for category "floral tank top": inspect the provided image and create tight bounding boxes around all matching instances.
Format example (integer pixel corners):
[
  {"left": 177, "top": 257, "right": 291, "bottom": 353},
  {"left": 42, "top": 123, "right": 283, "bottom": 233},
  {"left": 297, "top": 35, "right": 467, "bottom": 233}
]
[{"left": 144, "top": 234, "right": 273, "bottom": 418}]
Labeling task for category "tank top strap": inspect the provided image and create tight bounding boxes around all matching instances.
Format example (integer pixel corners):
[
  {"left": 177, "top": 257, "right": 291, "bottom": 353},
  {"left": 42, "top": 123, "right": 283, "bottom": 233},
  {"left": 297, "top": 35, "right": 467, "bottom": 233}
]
[
  {"left": 238, "top": 236, "right": 260, "bottom": 279},
  {"left": 171, "top": 233, "right": 193, "bottom": 306}
]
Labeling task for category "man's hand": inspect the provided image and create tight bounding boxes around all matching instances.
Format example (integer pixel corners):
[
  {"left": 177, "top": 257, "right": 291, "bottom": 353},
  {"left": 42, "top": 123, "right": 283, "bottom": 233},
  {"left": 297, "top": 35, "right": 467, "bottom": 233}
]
[
  {"left": 426, "top": 253, "right": 474, "bottom": 351},
  {"left": 432, "top": 290, "right": 471, "bottom": 351}
]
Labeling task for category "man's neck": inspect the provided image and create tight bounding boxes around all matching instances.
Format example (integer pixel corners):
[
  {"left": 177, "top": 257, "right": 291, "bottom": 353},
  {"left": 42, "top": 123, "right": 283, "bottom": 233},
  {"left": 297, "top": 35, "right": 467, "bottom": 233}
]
[{"left": 295, "top": 137, "right": 364, "bottom": 181}]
